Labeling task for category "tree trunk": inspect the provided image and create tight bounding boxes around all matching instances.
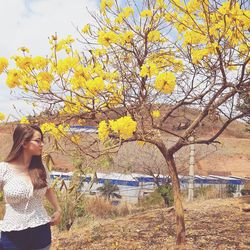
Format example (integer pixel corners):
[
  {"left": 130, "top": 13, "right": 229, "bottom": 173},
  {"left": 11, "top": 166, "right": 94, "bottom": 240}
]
[
  {"left": 153, "top": 141, "right": 186, "bottom": 245},
  {"left": 166, "top": 155, "right": 186, "bottom": 245},
  {"left": 163, "top": 195, "right": 170, "bottom": 207}
]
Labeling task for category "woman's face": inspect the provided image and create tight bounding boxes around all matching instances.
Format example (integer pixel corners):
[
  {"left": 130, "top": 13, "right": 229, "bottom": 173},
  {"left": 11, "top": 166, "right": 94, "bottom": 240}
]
[{"left": 24, "top": 130, "right": 44, "bottom": 156}]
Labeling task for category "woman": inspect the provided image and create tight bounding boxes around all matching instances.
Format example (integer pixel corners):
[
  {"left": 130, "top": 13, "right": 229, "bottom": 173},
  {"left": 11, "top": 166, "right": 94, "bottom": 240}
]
[{"left": 0, "top": 124, "right": 61, "bottom": 250}]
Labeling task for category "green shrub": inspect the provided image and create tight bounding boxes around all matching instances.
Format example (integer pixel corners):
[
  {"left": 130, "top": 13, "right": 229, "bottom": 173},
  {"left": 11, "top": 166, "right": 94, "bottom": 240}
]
[
  {"left": 45, "top": 186, "right": 86, "bottom": 231},
  {"left": 139, "top": 190, "right": 164, "bottom": 208},
  {"left": 45, "top": 171, "right": 87, "bottom": 231},
  {"left": 156, "top": 184, "right": 174, "bottom": 207},
  {"left": 226, "top": 184, "right": 237, "bottom": 197}
]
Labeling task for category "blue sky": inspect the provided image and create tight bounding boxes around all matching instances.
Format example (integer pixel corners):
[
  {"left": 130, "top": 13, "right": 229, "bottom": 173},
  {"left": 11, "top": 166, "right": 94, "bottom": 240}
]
[{"left": 0, "top": 0, "right": 98, "bottom": 119}]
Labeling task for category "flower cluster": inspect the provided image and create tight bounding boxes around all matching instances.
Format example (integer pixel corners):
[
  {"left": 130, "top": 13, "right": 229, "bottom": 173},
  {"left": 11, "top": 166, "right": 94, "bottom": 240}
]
[
  {"left": 0, "top": 112, "right": 5, "bottom": 121},
  {"left": 168, "top": 0, "right": 250, "bottom": 65},
  {"left": 20, "top": 117, "right": 30, "bottom": 124},
  {"left": 98, "top": 116, "right": 137, "bottom": 141},
  {"left": 155, "top": 72, "right": 176, "bottom": 94},
  {"left": 40, "top": 123, "right": 69, "bottom": 140},
  {"left": 151, "top": 110, "right": 161, "bottom": 118},
  {"left": 140, "top": 63, "right": 158, "bottom": 78},
  {"left": 0, "top": 58, "right": 8, "bottom": 74}
]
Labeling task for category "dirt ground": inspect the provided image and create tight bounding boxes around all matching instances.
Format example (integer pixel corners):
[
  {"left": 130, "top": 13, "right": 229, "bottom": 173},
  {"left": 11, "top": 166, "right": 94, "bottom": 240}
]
[{"left": 52, "top": 198, "right": 250, "bottom": 250}]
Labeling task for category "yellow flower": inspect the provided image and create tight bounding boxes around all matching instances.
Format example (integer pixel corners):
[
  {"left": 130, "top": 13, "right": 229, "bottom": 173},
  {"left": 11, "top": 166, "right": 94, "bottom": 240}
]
[
  {"left": 98, "top": 30, "right": 118, "bottom": 47},
  {"left": 183, "top": 31, "right": 207, "bottom": 46},
  {"left": 55, "top": 57, "right": 78, "bottom": 75},
  {"left": 239, "top": 44, "right": 249, "bottom": 55},
  {"left": 85, "top": 77, "right": 105, "bottom": 94},
  {"left": 37, "top": 72, "right": 54, "bottom": 92},
  {"left": 20, "top": 116, "right": 30, "bottom": 124},
  {"left": 71, "top": 135, "right": 80, "bottom": 144},
  {"left": 109, "top": 116, "right": 137, "bottom": 139},
  {"left": 100, "top": 0, "right": 113, "bottom": 15},
  {"left": 92, "top": 48, "right": 107, "bottom": 57},
  {"left": 62, "top": 98, "right": 81, "bottom": 115},
  {"left": 0, "top": 112, "right": 5, "bottom": 121},
  {"left": 92, "top": 64, "right": 105, "bottom": 77},
  {"left": 74, "top": 65, "right": 91, "bottom": 80},
  {"left": 155, "top": 72, "right": 176, "bottom": 94},
  {"left": 227, "top": 65, "right": 237, "bottom": 71},
  {"left": 140, "top": 10, "right": 153, "bottom": 18},
  {"left": 41, "top": 122, "right": 55, "bottom": 133},
  {"left": 6, "top": 69, "right": 22, "bottom": 88},
  {"left": 105, "top": 18, "right": 111, "bottom": 24},
  {"left": 122, "top": 31, "right": 134, "bottom": 43},
  {"left": 148, "top": 30, "right": 161, "bottom": 42},
  {"left": 18, "top": 47, "right": 30, "bottom": 53},
  {"left": 56, "top": 40, "right": 66, "bottom": 52},
  {"left": 152, "top": 110, "right": 161, "bottom": 118},
  {"left": 65, "top": 35, "right": 75, "bottom": 44},
  {"left": 40, "top": 123, "right": 68, "bottom": 140},
  {"left": 191, "top": 49, "right": 209, "bottom": 64},
  {"left": 165, "top": 13, "right": 173, "bottom": 22},
  {"left": 122, "top": 7, "right": 134, "bottom": 18},
  {"left": 115, "top": 13, "right": 125, "bottom": 24},
  {"left": 37, "top": 72, "right": 54, "bottom": 83},
  {"left": 32, "top": 56, "right": 48, "bottom": 70},
  {"left": 156, "top": 0, "right": 166, "bottom": 9},
  {"left": 0, "top": 57, "right": 8, "bottom": 74},
  {"left": 15, "top": 56, "right": 32, "bottom": 70},
  {"left": 186, "top": 0, "right": 201, "bottom": 13},
  {"left": 98, "top": 120, "right": 110, "bottom": 141},
  {"left": 20, "top": 76, "right": 35, "bottom": 90},
  {"left": 140, "top": 63, "right": 158, "bottom": 77},
  {"left": 82, "top": 24, "right": 90, "bottom": 34}
]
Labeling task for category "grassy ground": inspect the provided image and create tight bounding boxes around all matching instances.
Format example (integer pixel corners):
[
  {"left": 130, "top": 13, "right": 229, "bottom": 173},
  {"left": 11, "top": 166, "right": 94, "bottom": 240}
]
[{"left": 51, "top": 197, "right": 250, "bottom": 250}]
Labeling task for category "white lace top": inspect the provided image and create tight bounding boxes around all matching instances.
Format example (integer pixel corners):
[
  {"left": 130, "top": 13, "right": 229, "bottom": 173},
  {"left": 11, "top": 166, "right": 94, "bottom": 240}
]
[{"left": 0, "top": 162, "right": 51, "bottom": 231}]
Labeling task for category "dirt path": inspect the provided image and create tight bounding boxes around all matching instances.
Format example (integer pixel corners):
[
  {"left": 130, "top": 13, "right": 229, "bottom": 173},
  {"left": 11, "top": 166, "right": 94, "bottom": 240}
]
[{"left": 52, "top": 198, "right": 250, "bottom": 249}]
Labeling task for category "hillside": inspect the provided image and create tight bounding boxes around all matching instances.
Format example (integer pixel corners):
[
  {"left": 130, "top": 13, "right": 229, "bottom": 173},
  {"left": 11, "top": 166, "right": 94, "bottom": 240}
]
[
  {"left": 0, "top": 118, "right": 249, "bottom": 177},
  {"left": 52, "top": 198, "right": 250, "bottom": 249}
]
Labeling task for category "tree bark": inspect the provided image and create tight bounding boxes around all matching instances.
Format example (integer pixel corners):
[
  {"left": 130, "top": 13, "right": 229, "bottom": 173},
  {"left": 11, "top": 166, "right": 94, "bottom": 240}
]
[
  {"left": 157, "top": 142, "right": 186, "bottom": 245},
  {"left": 167, "top": 155, "right": 186, "bottom": 245}
]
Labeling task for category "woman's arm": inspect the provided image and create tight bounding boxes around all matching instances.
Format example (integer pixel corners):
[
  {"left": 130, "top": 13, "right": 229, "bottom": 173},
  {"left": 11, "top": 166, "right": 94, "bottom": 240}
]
[{"left": 45, "top": 188, "right": 62, "bottom": 226}]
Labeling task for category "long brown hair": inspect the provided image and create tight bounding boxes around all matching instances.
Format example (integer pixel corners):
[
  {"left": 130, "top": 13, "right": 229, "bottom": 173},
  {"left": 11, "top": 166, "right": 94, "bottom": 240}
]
[{"left": 5, "top": 124, "right": 47, "bottom": 189}]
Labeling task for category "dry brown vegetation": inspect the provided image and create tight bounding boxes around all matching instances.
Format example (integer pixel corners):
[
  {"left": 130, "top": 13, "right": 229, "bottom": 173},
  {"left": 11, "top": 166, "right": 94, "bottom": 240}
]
[{"left": 51, "top": 197, "right": 250, "bottom": 250}]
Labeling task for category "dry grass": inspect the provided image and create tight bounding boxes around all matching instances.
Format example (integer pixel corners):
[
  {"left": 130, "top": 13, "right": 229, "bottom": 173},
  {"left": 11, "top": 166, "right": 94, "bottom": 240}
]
[
  {"left": 52, "top": 198, "right": 250, "bottom": 250},
  {"left": 193, "top": 185, "right": 230, "bottom": 201},
  {"left": 85, "top": 196, "right": 132, "bottom": 219}
]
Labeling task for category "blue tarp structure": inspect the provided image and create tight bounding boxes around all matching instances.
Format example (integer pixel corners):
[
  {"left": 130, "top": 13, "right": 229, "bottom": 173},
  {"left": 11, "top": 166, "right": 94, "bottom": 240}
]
[{"left": 50, "top": 171, "right": 246, "bottom": 186}]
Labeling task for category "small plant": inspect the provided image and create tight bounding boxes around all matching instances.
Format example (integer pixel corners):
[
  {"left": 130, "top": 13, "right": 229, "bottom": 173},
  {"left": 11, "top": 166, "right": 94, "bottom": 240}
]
[
  {"left": 97, "top": 180, "right": 121, "bottom": 200},
  {"left": 139, "top": 190, "right": 165, "bottom": 208},
  {"left": 46, "top": 170, "right": 87, "bottom": 231},
  {"left": 226, "top": 184, "right": 237, "bottom": 197},
  {"left": 156, "top": 184, "right": 174, "bottom": 207}
]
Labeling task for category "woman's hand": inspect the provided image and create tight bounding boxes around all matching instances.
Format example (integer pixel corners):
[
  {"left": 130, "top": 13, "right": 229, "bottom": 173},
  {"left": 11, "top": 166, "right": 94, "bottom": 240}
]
[
  {"left": 45, "top": 188, "right": 62, "bottom": 226},
  {"left": 50, "top": 210, "right": 62, "bottom": 226}
]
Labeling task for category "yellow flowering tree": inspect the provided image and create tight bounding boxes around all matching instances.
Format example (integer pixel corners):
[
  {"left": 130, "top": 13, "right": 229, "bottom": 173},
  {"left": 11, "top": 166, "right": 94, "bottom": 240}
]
[{"left": 0, "top": 0, "right": 250, "bottom": 245}]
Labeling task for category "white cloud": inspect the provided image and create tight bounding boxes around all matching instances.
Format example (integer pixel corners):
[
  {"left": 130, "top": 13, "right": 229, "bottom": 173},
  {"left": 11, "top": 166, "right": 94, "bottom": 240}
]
[{"left": 0, "top": 0, "right": 99, "bottom": 118}]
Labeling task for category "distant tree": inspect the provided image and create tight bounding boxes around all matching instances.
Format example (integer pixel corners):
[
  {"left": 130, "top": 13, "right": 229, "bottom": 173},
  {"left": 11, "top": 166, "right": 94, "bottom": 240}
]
[{"left": 97, "top": 180, "right": 121, "bottom": 200}]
